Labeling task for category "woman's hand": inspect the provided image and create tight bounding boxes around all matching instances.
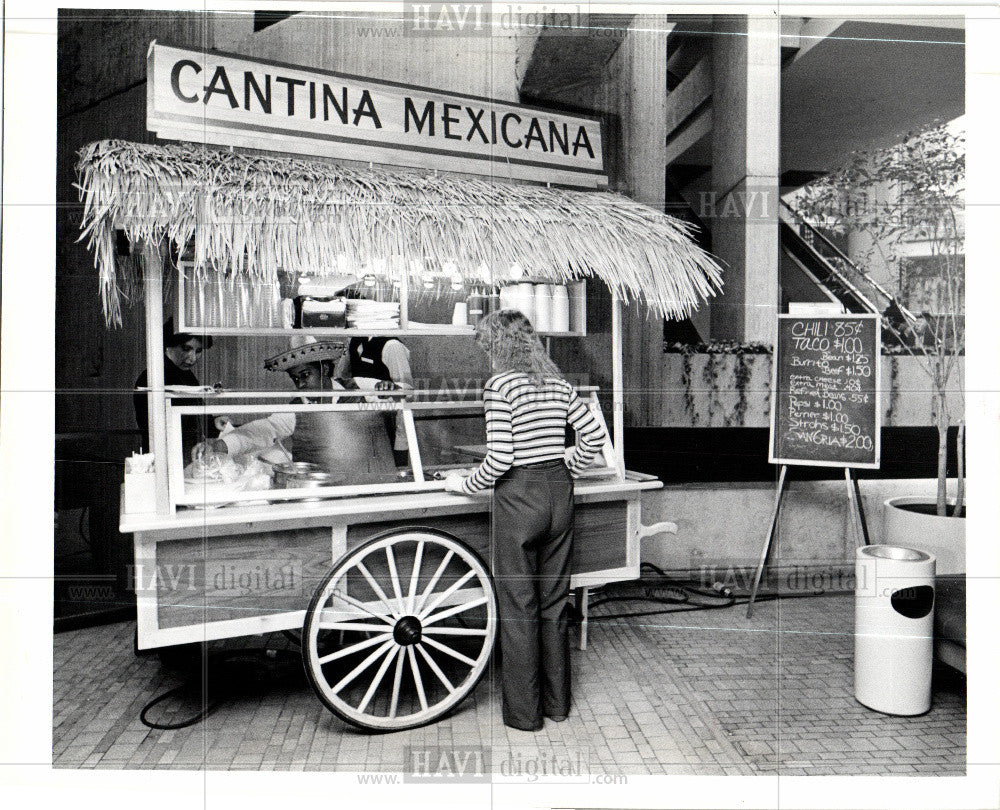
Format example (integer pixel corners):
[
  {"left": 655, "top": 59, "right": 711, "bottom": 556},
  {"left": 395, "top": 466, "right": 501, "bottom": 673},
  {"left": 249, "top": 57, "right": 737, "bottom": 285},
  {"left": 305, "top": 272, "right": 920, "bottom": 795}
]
[
  {"left": 191, "top": 438, "right": 228, "bottom": 463},
  {"left": 442, "top": 472, "right": 466, "bottom": 493},
  {"left": 374, "top": 380, "right": 399, "bottom": 392}
]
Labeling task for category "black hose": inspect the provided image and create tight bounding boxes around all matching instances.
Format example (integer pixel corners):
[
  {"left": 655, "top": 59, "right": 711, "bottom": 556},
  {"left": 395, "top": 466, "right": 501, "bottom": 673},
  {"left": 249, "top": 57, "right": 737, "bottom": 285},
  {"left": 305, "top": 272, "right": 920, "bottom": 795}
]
[
  {"left": 588, "top": 589, "right": 828, "bottom": 621},
  {"left": 585, "top": 562, "right": 846, "bottom": 621},
  {"left": 140, "top": 683, "right": 223, "bottom": 730},
  {"left": 139, "top": 648, "right": 302, "bottom": 730}
]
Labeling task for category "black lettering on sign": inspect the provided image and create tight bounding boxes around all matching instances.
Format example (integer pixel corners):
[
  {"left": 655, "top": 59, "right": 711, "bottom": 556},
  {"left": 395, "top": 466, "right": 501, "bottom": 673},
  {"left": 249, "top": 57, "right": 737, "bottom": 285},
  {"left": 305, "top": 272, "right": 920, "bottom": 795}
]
[
  {"left": 501, "top": 113, "right": 522, "bottom": 148},
  {"left": 204, "top": 65, "right": 238, "bottom": 108},
  {"left": 324, "top": 85, "right": 349, "bottom": 125},
  {"left": 466, "top": 108, "right": 489, "bottom": 143},
  {"left": 404, "top": 98, "right": 434, "bottom": 135},
  {"left": 441, "top": 103, "right": 462, "bottom": 140},
  {"left": 244, "top": 72, "right": 271, "bottom": 113},
  {"left": 769, "top": 314, "right": 881, "bottom": 468},
  {"left": 352, "top": 89, "right": 382, "bottom": 128},
  {"left": 171, "top": 59, "right": 201, "bottom": 103},
  {"left": 275, "top": 76, "right": 306, "bottom": 116},
  {"left": 549, "top": 121, "right": 569, "bottom": 154},
  {"left": 524, "top": 118, "right": 548, "bottom": 152},
  {"left": 573, "top": 126, "right": 595, "bottom": 159}
]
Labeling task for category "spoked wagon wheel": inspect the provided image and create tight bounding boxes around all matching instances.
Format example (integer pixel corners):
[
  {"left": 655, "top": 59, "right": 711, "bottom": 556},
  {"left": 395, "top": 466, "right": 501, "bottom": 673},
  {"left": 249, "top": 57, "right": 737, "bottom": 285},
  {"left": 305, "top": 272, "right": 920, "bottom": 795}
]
[{"left": 302, "top": 528, "right": 498, "bottom": 732}]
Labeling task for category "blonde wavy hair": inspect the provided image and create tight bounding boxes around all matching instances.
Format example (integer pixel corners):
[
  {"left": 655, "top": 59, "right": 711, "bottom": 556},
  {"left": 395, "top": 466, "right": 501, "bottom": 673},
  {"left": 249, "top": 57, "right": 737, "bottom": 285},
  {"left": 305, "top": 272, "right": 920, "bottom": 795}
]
[{"left": 474, "top": 309, "right": 563, "bottom": 384}]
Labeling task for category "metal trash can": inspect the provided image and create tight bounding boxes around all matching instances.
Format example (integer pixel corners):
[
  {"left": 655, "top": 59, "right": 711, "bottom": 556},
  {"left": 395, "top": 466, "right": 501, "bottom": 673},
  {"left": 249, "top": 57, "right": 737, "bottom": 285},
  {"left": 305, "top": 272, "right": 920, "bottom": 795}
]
[{"left": 854, "top": 545, "right": 936, "bottom": 715}]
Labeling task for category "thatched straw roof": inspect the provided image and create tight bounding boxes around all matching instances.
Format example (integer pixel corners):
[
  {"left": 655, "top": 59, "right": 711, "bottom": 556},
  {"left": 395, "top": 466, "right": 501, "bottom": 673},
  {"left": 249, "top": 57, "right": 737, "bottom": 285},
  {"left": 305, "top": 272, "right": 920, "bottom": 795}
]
[{"left": 76, "top": 139, "right": 723, "bottom": 325}]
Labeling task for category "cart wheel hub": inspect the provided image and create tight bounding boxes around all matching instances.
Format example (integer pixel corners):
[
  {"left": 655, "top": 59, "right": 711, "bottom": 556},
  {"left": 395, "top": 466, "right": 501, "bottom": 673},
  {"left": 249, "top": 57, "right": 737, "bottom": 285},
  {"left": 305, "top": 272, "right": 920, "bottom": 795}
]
[{"left": 393, "top": 615, "right": 423, "bottom": 646}]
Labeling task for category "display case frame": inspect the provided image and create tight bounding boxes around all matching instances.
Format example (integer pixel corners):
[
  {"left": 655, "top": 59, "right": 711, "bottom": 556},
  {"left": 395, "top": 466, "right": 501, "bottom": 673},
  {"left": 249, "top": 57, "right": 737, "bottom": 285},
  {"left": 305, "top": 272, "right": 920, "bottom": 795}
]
[{"left": 163, "top": 386, "right": 618, "bottom": 511}]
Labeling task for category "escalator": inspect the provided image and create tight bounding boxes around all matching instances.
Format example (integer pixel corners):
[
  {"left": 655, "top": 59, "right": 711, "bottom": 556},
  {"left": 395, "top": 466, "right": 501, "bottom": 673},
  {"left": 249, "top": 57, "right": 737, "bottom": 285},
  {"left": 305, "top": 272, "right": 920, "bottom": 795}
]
[
  {"left": 779, "top": 221, "right": 876, "bottom": 314},
  {"left": 778, "top": 199, "right": 885, "bottom": 315},
  {"left": 663, "top": 180, "right": 918, "bottom": 340}
]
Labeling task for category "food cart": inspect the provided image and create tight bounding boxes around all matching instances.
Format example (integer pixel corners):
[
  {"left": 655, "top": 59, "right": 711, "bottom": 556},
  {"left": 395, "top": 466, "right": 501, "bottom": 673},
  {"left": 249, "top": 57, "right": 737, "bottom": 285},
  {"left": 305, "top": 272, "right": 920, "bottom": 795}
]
[{"left": 76, "top": 134, "right": 722, "bottom": 731}]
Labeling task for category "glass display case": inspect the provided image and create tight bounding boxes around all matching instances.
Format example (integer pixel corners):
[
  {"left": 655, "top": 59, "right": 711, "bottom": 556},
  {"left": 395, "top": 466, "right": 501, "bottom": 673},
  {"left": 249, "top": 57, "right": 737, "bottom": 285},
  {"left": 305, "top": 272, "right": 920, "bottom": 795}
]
[{"left": 165, "top": 386, "right": 617, "bottom": 511}]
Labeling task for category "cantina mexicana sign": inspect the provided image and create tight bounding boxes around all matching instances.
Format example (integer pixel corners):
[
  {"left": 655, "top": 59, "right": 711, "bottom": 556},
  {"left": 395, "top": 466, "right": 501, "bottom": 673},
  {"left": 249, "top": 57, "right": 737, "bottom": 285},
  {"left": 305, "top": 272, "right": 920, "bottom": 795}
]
[{"left": 146, "top": 41, "right": 607, "bottom": 187}]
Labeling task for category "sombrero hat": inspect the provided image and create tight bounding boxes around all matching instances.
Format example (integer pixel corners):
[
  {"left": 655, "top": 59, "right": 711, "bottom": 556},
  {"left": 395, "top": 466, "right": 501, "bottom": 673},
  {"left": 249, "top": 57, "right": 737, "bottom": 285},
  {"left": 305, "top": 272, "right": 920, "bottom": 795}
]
[{"left": 264, "top": 335, "right": 346, "bottom": 372}]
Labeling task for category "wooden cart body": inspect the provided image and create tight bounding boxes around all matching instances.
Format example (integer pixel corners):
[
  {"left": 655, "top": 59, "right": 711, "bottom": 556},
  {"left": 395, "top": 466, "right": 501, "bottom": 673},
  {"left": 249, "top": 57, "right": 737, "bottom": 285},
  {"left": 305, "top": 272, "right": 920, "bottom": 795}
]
[{"left": 124, "top": 474, "right": 663, "bottom": 652}]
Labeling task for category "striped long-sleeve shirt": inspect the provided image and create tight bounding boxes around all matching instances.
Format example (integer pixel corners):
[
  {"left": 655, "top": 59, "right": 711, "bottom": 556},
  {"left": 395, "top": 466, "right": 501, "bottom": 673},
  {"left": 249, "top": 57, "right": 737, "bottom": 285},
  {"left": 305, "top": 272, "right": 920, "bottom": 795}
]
[{"left": 460, "top": 371, "right": 607, "bottom": 494}]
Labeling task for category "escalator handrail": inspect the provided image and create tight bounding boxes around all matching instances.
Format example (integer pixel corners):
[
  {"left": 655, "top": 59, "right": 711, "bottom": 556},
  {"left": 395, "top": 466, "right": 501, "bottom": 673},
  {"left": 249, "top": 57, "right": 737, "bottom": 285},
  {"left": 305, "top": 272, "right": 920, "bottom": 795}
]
[
  {"left": 778, "top": 218, "right": 880, "bottom": 315},
  {"left": 779, "top": 200, "right": 919, "bottom": 322}
]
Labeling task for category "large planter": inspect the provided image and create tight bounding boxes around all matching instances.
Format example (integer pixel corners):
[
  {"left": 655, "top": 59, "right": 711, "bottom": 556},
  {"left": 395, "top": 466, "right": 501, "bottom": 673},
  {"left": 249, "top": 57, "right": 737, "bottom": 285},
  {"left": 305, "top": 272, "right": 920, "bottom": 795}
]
[{"left": 883, "top": 496, "right": 966, "bottom": 575}]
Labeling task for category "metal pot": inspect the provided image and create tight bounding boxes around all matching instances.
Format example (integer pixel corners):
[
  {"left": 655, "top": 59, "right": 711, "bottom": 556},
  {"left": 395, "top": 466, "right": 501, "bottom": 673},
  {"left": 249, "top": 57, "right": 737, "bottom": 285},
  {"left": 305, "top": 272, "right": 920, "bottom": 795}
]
[
  {"left": 287, "top": 471, "right": 337, "bottom": 489},
  {"left": 272, "top": 461, "right": 323, "bottom": 489}
]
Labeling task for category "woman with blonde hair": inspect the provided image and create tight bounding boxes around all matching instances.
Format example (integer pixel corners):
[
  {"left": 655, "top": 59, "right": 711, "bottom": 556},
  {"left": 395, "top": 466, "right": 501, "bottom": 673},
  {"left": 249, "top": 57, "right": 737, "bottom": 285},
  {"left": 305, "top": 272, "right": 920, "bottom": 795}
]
[{"left": 445, "top": 309, "right": 607, "bottom": 731}]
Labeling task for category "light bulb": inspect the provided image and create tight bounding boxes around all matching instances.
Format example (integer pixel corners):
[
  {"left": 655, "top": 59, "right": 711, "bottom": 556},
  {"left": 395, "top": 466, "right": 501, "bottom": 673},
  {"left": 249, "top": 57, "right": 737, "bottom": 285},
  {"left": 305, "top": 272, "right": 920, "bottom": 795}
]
[{"left": 508, "top": 263, "right": 525, "bottom": 280}]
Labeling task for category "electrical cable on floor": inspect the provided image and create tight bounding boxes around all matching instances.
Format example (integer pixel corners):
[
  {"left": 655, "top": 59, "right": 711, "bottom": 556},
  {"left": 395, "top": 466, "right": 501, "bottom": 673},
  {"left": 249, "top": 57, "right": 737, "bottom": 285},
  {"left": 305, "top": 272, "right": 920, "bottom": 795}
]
[
  {"left": 140, "top": 683, "right": 222, "bottom": 730},
  {"left": 139, "top": 647, "right": 303, "bottom": 730},
  {"left": 586, "top": 561, "right": 850, "bottom": 621}
]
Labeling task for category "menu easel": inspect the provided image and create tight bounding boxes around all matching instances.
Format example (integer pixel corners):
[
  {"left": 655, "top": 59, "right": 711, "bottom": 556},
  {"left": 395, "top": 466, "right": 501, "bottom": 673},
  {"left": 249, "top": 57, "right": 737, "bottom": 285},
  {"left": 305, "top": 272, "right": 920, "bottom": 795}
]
[{"left": 747, "top": 313, "right": 881, "bottom": 617}]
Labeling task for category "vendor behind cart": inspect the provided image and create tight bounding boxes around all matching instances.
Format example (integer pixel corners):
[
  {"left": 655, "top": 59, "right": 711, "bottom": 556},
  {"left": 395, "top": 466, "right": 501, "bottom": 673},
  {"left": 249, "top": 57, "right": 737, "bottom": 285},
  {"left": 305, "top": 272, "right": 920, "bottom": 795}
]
[
  {"left": 335, "top": 336, "right": 413, "bottom": 465},
  {"left": 193, "top": 337, "right": 396, "bottom": 484},
  {"left": 134, "top": 318, "right": 218, "bottom": 456}
]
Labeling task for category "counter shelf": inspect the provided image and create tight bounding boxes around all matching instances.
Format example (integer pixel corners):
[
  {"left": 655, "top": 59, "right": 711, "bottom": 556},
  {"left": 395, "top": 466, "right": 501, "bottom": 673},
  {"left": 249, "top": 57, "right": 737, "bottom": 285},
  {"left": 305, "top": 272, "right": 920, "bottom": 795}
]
[{"left": 176, "top": 262, "right": 588, "bottom": 337}]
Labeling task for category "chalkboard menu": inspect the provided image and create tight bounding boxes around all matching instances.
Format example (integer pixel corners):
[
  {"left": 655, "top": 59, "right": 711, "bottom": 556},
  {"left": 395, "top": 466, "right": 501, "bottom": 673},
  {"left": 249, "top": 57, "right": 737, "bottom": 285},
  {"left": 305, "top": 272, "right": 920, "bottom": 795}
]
[{"left": 769, "top": 314, "right": 881, "bottom": 468}]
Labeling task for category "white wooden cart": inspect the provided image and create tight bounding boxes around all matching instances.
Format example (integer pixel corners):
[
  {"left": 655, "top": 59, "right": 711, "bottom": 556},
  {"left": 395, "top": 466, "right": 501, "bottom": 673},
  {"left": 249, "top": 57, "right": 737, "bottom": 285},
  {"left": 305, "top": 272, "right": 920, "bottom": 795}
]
[{"left": 78, "top": 138, "right": 721, "bottom": 731}]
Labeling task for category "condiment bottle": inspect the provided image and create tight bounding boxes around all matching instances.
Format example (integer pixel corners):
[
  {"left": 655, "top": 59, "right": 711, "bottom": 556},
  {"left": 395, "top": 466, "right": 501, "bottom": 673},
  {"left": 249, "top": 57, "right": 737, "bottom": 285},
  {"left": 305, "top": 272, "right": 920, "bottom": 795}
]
[
  {"left": 485, "top": 287, "right": 500, "bottom": 315},
  {"left": 467, "top": 286, "right": 485, "bottom": 326}
]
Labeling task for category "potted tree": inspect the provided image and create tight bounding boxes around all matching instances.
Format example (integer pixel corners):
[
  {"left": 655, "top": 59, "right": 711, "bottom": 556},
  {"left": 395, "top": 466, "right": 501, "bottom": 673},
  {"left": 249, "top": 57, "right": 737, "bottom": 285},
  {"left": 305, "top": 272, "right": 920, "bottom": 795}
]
[{"left": 792, "top": 120, "right": 965, "bottom": 572}]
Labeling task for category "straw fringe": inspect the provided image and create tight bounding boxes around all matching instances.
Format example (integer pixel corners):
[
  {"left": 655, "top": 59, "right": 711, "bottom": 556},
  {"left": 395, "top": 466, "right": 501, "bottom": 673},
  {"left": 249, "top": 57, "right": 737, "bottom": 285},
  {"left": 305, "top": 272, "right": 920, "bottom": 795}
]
[{"left": 76, "top": 139, "right": 724, "bottom": 326}]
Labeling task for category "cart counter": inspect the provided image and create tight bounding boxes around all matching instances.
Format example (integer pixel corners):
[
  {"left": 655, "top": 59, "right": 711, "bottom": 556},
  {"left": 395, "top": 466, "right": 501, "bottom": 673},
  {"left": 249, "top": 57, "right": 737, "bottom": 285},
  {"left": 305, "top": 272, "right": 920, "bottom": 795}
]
[{"left": 125, "top": 473, "right": 666, "bottom": 652}]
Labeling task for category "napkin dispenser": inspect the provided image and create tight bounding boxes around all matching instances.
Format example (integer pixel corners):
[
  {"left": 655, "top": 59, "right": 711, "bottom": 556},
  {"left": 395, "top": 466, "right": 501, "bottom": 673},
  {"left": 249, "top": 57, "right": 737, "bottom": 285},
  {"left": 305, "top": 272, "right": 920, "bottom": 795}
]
[{"left": 299, "top": 297, "right": 347, "bottom": 328}]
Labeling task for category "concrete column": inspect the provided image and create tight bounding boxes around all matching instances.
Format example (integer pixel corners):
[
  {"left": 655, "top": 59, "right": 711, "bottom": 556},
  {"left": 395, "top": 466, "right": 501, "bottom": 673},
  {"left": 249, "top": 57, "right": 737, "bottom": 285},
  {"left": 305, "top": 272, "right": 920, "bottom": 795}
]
[
  {"left": 709, "top": 16, "right": 781, "bottom": 342},
  {"left": 618, "top": 16, "right": 670, "bottom": 427}
]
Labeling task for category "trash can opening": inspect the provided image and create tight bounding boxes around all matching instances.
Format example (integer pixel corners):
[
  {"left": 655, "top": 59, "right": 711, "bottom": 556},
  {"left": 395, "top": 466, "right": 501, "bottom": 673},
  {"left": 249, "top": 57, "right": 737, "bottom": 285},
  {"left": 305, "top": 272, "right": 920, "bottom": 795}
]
[
  {"left": 860, "top": 545, "right": 930, "bottom": 562},
  {"left": 890, "top": 585, "right": 935, "bottom": 619}
]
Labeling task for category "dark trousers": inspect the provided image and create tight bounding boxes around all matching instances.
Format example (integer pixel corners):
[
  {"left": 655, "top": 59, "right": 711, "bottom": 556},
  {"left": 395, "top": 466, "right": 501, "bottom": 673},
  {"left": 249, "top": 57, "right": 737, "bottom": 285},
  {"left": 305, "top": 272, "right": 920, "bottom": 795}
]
[{"left": 491, "top": 460, "right": 574, "bottom": 730}]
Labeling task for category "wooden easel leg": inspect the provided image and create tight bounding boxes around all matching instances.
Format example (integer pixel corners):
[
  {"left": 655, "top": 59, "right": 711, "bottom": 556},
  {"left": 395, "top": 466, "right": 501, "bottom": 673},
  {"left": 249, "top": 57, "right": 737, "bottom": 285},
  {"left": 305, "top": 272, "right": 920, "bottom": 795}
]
[
  {"left": 575, "top": 587, "right": 589, "bottom": 651},
  {"left": 747, "top": 465, "right": 788, "bottom": 618}
]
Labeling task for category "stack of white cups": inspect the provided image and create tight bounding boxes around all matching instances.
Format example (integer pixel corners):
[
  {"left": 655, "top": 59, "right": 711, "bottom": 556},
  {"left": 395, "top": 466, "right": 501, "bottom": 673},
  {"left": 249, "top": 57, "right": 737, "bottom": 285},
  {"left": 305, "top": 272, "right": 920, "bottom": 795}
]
[
  {"left": 550, "top": 285, "right": 570, "bottom": 332},
  {"left": 533, "top": 284, "right": 553, "bottom": 332},
  {"left": 513, "top": 282, "right": 535, "bottom": 323}
]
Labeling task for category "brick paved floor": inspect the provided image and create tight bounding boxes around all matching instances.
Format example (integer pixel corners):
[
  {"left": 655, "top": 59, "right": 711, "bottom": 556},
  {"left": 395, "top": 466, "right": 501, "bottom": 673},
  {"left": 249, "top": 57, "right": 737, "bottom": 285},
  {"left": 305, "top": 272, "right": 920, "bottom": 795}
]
[{"left": 52, "top": 593, "right": 965, "bottom": 775}]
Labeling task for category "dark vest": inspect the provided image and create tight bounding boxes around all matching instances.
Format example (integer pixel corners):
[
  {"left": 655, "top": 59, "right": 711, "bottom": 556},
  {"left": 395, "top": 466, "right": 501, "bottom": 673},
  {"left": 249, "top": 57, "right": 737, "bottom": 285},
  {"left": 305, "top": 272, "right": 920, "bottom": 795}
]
[{"left": 348, "top": 336, "right": 393, "bottom": 381}]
